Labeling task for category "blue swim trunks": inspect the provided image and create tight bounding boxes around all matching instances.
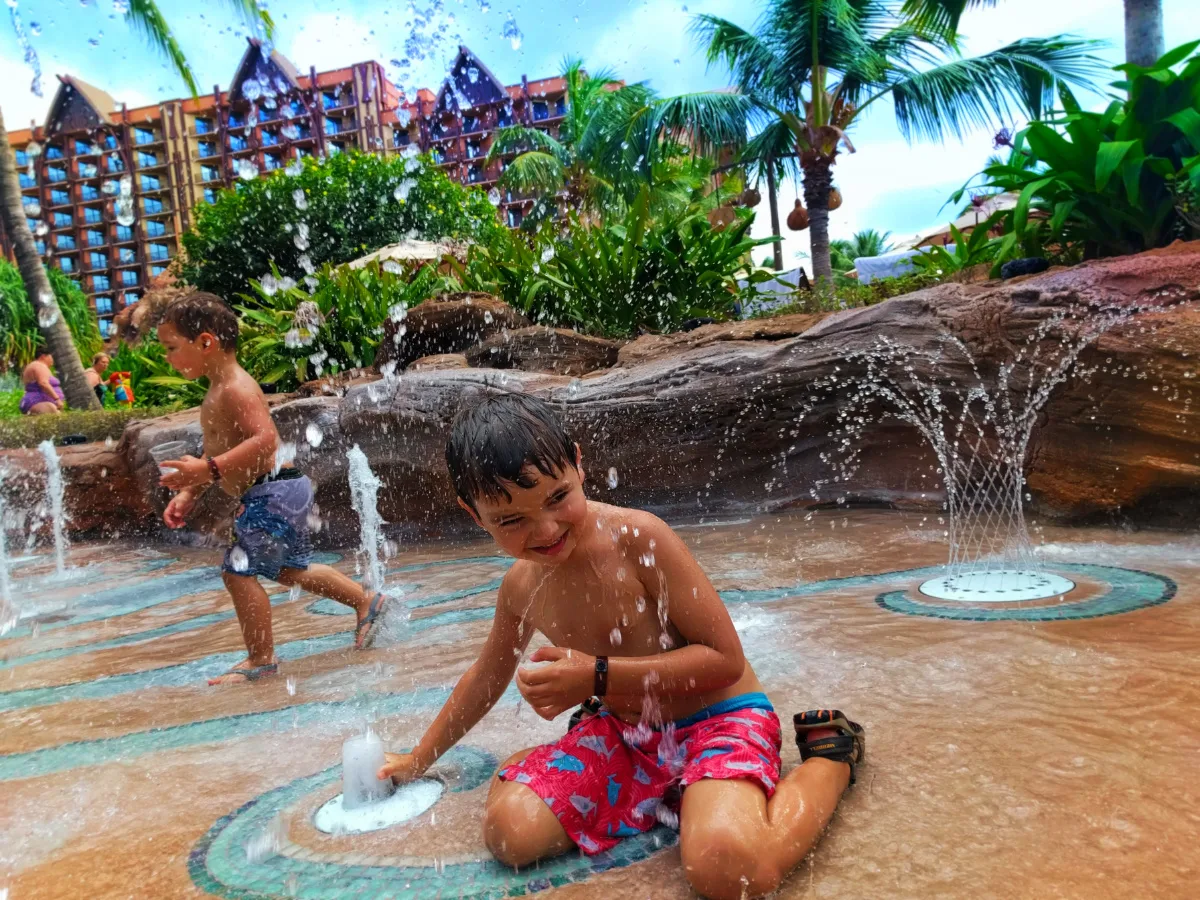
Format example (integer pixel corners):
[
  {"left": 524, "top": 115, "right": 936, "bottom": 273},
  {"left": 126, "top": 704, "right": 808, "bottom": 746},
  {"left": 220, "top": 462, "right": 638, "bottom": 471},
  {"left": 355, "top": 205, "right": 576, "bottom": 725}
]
[{"left": 222, "top": 469, "right": 314, "bottom": 580}]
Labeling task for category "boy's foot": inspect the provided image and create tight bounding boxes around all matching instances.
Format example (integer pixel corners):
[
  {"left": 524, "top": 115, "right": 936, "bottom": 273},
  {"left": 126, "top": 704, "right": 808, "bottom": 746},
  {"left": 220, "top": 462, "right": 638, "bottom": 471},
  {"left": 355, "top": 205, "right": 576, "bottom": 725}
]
[
  {"left": 354, "top": 592, "right": 389, "bottom": 650},
  {"left": 794, "top": 709, "right": 866, "bottom": 784},
  {"left": 208, "top": 659, "right": 279, "bottom": 685}
]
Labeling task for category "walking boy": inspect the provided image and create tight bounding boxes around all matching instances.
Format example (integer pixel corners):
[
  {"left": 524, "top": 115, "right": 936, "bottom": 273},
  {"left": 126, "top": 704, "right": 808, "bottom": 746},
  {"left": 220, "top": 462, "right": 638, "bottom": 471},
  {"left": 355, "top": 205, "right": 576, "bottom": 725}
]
[
  {"left": 157, "top": 292, "right": 388, "bottom": 685},
  {"left": 378, "top": 392, "right": 864, "bottom": 900}
]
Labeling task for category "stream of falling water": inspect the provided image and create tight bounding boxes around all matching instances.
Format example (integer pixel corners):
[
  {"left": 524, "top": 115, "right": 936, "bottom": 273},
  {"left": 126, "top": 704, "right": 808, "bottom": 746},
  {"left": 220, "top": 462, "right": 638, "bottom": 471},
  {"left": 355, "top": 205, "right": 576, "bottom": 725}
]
[
  {"left": 6, "top": 0, "right": 43, "bottom": 97},
  {"left": 37, "top": 440, "right": 67, "bottom": 577},
  {"left": 347, "top": 444, "right": 387, "bottom": 593}
]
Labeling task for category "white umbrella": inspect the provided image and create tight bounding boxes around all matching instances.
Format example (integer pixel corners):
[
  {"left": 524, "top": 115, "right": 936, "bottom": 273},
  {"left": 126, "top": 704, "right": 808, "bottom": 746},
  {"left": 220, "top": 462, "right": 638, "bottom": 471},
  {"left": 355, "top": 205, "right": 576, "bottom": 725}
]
[{"left": 346, "top": 240, "right": 465, "bottom": 270}]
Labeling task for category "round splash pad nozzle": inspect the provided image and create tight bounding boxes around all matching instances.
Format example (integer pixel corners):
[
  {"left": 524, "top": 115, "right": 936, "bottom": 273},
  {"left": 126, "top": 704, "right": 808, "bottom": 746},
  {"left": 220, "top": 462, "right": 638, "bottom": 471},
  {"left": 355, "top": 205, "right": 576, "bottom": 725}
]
[
  {"left": 312, "top": 732, "right": 445, "bottom": 835},
  {"left": 919, "top": 569, "right": 1076, "bottom": 603}
]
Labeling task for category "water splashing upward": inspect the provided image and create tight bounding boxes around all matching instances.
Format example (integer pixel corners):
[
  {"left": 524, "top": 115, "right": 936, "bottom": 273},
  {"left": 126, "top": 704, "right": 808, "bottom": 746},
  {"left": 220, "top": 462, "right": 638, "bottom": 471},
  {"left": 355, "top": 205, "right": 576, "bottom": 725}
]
[
  {"left": 797, "top": 296, "right": 1186, "bottom": 600},
  {"left": 347, "top": 445, "right": 386, "bottom": 592},
  {"left": 0, "top": 486, "right": 14, "bottom": 636},
  {"left": 38, "top": 440, "right": 68, "bottom": 577}
]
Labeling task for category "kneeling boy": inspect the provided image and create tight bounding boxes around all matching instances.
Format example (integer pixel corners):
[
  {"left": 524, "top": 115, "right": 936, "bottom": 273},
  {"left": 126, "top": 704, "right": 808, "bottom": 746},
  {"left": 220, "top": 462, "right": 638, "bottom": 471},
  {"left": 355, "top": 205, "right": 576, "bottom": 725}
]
[{"left": 380, "top": 392, "right": 864, "bottom": 899}]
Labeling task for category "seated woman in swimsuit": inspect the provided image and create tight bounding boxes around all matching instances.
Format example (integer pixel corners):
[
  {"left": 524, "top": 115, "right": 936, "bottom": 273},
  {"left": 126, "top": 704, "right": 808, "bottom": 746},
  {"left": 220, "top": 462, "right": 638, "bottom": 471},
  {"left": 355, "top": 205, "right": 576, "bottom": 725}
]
[{"left": 20, "top": 346, "right": 65, "bottom": 415}]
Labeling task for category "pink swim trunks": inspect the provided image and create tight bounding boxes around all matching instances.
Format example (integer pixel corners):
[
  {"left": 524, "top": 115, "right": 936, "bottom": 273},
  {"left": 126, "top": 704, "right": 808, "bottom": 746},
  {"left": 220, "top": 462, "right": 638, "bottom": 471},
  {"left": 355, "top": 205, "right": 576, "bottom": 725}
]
[{"left": 498, "top": 692, "right": 781, "bottom": 855}]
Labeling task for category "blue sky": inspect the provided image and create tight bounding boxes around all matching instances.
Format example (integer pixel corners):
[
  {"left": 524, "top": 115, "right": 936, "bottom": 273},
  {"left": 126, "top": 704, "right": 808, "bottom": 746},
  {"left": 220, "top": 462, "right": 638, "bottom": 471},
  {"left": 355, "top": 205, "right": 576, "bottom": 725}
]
[{"left": 1, "top": 0, "right": 1193, "bottom": 265}]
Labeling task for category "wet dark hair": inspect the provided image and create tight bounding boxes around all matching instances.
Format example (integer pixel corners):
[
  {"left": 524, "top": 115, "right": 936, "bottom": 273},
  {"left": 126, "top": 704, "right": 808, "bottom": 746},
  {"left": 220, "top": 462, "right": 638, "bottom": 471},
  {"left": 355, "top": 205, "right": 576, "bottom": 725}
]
[
  {"left": 161, "top": 291, "right": 239, "bottom": 351},
  {"left": 446, "top": 392, "right": 576, "bottom": 509}
]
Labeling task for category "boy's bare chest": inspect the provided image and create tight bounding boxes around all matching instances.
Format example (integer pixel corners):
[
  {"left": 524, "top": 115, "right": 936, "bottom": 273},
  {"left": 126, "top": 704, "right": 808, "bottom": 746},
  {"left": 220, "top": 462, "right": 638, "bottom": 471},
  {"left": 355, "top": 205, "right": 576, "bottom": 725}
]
[{"left": 526, "top": 566, "right": 682, "bottom": 657}]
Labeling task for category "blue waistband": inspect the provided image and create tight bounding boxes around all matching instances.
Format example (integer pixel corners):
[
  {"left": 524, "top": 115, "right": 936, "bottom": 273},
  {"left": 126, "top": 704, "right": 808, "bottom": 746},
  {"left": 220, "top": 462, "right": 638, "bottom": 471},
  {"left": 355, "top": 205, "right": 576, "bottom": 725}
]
[{"left": 673, "top": 692, "right": 774, "bottom": 729}]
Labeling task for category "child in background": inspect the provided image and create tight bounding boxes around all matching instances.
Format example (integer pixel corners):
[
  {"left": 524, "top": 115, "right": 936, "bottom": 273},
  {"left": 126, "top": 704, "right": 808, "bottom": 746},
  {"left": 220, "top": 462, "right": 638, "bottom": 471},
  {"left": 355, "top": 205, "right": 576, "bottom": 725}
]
[
  {"left": 378, "top": 392, "right": 864, "bottom": 900},
  {"left": 156, "top": 291, "right": 389, "bottom": 684}
]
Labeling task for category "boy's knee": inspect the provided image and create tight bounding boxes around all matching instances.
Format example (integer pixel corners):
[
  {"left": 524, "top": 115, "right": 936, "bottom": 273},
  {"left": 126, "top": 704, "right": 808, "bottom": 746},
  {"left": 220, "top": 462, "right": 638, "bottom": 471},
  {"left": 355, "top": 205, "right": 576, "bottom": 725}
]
[
  {"left": 681, "top": 821, "right": 781, "bottom": 900},
  {"left": 483, "top": 788, "right": 544, "bottom": 867},
  {"left": 274, "top": 567, "right": 300, "bottom": 587}
]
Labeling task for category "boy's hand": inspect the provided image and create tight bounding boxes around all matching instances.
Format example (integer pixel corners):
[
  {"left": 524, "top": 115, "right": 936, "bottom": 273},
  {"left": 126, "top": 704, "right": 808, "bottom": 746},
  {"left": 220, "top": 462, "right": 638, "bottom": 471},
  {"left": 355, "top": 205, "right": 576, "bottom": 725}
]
[
  {"left": 516, "top": 646, "right": 594, "bottom": 721},
  {"left": 163, "top": 489, "right": 198, "bottom": 529},
  {"left": 378, "top": 752, "right": 428, "bottom": 784},
  {"left": 159, "top": 455, "right": 214, "bottom": 491}
]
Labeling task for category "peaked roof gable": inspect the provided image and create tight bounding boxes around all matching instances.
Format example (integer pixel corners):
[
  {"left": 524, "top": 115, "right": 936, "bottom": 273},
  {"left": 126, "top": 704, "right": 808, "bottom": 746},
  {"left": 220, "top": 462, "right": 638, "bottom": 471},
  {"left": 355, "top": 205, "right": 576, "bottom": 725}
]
[
  {"left": 43, "top": 76, "right": 115, "bottom": 134},
  {"left": 433, "top": 45, "right": 509, "bottom": 114},
  {"left": 229, "top": 39, "right": 302, "bottom": 103}
]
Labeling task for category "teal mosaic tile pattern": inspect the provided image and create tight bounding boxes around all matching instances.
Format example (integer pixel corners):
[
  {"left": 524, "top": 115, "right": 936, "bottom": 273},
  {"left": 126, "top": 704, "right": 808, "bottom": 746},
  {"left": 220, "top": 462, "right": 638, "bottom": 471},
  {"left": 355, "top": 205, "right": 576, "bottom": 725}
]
[
  {"left": 189, "top": 745, "right": 676, "bottom": 900},
  {"left": 876, "top": 564, "right": 1175, "bottom": 621},
  {"left": 0, "top": 686, "right": 463, "bottom": 782}
]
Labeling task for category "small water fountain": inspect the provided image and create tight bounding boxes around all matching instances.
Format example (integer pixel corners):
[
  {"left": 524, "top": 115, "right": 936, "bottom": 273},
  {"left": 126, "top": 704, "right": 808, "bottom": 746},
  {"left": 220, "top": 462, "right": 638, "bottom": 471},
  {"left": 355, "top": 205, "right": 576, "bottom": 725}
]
[
  {"left": 347, "top": 444, "right": 388, "bottom": 592},
  {"left": 799, "top": 297, "right": 1184, "bottom": 602},
  {"left": 0, "top": 488, "right": 15, "bottom": 636},
  {"left": 37, "top": 439, "right": 68, "bottom": 578},
  {"left": 312, "top": 729, "right": 443, "bottom": 835}
]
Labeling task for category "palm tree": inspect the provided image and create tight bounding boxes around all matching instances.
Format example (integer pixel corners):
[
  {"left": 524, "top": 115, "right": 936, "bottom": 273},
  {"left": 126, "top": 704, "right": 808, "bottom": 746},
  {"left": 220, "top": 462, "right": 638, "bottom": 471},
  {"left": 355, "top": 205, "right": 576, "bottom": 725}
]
[
  {"left": 0, "top": 1, "right": 273, "bottom": 409},
  {"left": 695, "top": 1, "right": 1105, "bottom": 282},
  {"left": 830, "top": 228, "right": 892, "bottom": 272},
  {"left": 487, "top": 58, "right": 751, "bottom": 223},
  {"left": 902, "top": 0, "right": 1165, "bottom": 70}
]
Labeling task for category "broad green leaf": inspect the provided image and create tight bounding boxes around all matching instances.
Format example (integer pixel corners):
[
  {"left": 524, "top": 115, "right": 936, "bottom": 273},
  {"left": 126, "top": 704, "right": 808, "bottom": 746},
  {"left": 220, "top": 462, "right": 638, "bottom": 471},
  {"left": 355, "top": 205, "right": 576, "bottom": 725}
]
[{"left": 1095, "top": 140, "right": 1138, "bottom": 191}]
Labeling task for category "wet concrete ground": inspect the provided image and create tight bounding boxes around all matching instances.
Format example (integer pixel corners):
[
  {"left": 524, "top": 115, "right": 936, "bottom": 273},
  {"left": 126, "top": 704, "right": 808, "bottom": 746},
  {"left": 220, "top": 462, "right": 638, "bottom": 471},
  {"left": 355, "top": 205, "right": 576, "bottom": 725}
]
[{"left": 1, "top": 509, "right": 1198, "bottom": 899}]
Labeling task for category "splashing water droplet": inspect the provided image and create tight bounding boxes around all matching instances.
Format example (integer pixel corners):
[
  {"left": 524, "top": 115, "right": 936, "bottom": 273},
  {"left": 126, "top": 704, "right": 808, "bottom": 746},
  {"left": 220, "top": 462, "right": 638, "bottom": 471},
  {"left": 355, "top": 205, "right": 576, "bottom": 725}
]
[
  {"left": 540, "top": 246, "right": 555, "bottom": 263},
  {"left": 237, "top": 158, "right": 259, "bottom": 181},
  {"left": 293, "top": 222, "right": 310, "bottom": 251},
  {"left": 607, "top": 467, "right": 619, "bottom": 490},
  {"left": 306, "top": 423, "right": 323, "bottom": 448},
  {"left": 467, "top": 66, "right": 479, "bottom": 83},
  {"left": 286, "top": 676, "right": 296, "bottom": 695},
  {"left": 502, "top": 14, "right": 522, "bottom": 49},
  {"left": 483, "top": 310, "right": 493, "bottom": 325},
  {"left": 609, "top": 627, "right": 622, "bottom": 646},
  {"left": 393, "top": 179, "right": 415, "bottom": 202},
  {"left": 37, "top": 306, "right": 59, "bottom": 328},
  {"left": 292, "top": 188, "right": 308, "bottom": 210},
  {"left": 285, "top": 159, "right": 304, "bottom": 177},
  {"left": 487, "top": 187, "right": 501, "bottom": 206},
  {"left": 229, "top": 546, "right": 250, "bottom": 573}
]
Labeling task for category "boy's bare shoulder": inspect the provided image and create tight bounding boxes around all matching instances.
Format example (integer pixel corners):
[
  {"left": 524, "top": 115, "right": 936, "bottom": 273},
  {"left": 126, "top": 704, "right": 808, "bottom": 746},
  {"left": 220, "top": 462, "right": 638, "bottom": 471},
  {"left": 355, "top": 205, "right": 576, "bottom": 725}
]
[
  {"left": 596, "top": 503, "right": 674, "bottom": 551},
  {"left": 497, "top": 559, "right": 539, "bottom": 614}
]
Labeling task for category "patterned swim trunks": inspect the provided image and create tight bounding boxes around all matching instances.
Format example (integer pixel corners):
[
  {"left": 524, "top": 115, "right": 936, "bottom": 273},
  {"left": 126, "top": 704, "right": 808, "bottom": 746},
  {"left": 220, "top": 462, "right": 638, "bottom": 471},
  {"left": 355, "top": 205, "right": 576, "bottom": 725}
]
[
  {"left": 222, "top": 469, "right": 314, "bottom": 580},
  {"left": 497, "top": 692, "right": 781, "bottom": 855}
]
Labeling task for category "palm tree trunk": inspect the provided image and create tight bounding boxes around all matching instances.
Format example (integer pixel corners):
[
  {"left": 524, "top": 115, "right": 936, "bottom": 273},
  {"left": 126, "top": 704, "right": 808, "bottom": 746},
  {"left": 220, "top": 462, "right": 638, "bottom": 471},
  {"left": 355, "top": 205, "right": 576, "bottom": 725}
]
[
  {"left": 802, "top": 157, "right": 834, "bottom": 282},
  {"left": 765, "top": 157, "right": 783, "bottom": 271},
  {"left": 1124, "top": 0, "right": 1164, "bottom": 67},
  {"left": 0, "top": 106, "right": 100, "bottom": 410}
]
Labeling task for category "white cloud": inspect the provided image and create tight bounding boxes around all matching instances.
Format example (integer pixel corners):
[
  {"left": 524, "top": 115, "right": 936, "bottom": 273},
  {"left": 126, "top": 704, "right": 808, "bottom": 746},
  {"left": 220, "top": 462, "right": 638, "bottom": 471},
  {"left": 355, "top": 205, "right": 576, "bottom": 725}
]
[{"left": 0, "top": 52, "right": 154, "bottom": 130}]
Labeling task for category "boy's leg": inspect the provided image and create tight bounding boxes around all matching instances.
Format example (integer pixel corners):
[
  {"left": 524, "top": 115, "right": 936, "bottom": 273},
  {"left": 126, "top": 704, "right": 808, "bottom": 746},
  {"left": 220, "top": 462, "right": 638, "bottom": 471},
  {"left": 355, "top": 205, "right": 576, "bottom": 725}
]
[
  {"left": 483, "top": 748, "right": 576, "bottom": 868},
  {"left": 679, "top": 756, "right": 850, "bottom": 900},
  {"left": 212, "top": 572, "right": 278, "bottom": 685},
  {"left": 276, "top": 564, "right": 370, "bottom": 613}
]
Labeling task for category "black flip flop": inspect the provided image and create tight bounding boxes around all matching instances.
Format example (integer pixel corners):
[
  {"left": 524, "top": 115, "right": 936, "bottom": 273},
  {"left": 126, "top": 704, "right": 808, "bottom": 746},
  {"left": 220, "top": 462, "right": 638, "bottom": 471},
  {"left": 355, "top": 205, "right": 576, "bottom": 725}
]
[
  {"left": 212, "top": 662, "right": 278, "bottom": 684},
  {"left": 355, "top": 592, "right": 389, "bottom": 650},
  {"left": 794, "top": 708, "right": 866, "bottom": 784}
]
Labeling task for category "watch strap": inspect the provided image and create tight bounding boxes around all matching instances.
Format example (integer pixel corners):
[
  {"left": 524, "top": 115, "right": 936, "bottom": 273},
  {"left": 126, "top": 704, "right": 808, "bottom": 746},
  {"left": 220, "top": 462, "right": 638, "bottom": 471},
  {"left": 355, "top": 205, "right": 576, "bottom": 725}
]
[{"left": 593, "top": 655, "right": 609, "bottom": 698}]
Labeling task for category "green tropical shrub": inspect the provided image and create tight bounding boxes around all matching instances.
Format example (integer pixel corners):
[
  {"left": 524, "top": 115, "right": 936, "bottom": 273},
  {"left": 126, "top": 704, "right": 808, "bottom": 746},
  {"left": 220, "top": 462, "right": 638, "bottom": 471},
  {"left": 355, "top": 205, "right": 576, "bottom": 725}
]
[
  {"left": 0, "top": 260, "right": 103, "bottom": 370},
  {"left": 236, "top": 261, "right": 456, "bottom": 391},
  {"left": 957, "top": 41, "right": 1200, "bottom": 263},
  {"left": 459, "top": 188, "right": 772, "bottom": 337},
  {"left": 180, "top": 150, "right": 505, "bottom": 300},
  {"left": 911, "top": 217, "right": 1004, "bottom": 275},
  {"left": 106, "top": 340, "right": 207, "bottom": 409}
]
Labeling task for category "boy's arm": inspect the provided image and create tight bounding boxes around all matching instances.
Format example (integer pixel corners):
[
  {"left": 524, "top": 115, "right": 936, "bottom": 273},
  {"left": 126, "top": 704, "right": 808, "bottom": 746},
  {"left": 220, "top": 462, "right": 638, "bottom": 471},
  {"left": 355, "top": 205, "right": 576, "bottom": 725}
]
[
  {"left": 161, "top": 381, "right": 278, "bottom": 490},
  {"left": 381, "top": 576, "right": 532, "bottom": 780},
  {"left": 516, "top": 514, "right": 745, "bottom": 716}
]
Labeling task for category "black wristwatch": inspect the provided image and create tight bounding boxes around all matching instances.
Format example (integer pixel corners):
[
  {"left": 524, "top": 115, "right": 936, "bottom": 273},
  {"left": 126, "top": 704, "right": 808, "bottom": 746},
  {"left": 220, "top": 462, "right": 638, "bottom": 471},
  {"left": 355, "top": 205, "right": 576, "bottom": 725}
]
[{"left": 593, "top": 656, "right": 609, "bottom": 698}]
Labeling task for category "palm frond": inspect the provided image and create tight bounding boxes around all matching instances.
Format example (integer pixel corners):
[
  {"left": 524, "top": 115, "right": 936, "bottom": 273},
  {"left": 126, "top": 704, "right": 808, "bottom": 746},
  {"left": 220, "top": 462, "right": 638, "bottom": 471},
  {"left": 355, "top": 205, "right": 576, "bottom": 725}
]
[
  {"left": 127, "top": 0, "right": 198, "bottom": 95},
  {"left": 486, "top": 126, "right": 568, "bottom": 165},
  {"left": 216, "top": 0, "right": 276, "bottom": 40},
  {"left": 740, "top": 118, "right": 804, "bottom": 184},
  {"left": 899, "top": 0, "right": 996, "bottom": 37},
  {"left": 888, "top": 36, "right": 1108, "bottom": 143},
  {"left": 496, "top": 151, "right": 566, "bottom": 196},
  {"left": 647, "top": 91, "right": 751, "bottom": 159},
  {"left": 692, "top": 15, "right": 791, "bottom": 104}
]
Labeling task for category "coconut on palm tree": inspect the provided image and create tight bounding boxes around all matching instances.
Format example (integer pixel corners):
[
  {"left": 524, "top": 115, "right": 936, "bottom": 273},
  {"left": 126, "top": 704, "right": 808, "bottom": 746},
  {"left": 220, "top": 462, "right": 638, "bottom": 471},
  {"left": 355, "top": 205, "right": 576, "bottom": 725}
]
[
  {"left": 487, "top": 58, "right": 751, "bottom": 224},
  {"left": 0, "top": 1, "right": 273, "bottom": 409},
  {"left": 695, "top": 0, "right": 1105, "bottom": 282}
]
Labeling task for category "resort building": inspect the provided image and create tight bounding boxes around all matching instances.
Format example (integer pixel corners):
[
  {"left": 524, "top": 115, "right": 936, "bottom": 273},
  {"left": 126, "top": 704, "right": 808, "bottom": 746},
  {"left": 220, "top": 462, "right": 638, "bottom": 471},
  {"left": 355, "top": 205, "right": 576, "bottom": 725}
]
[{"left": 0, "top": 41, "right": 567, "bottom": 336}]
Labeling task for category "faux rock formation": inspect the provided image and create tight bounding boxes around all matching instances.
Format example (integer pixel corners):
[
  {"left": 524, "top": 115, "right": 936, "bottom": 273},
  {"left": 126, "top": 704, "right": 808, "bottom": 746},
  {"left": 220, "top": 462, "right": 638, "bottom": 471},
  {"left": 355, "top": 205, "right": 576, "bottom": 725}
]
[
  {"left": 4, "top": 243, "right": 1199, "bottom": 543},
  {"left": 465, "top": 327, "right": 619, "bottom": 375},
  {"left": 374, "top": 293, "right": 530, "bottom": 371},
  {"left": 408, "top": 354, "right": 470, "bottom": 371}
]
